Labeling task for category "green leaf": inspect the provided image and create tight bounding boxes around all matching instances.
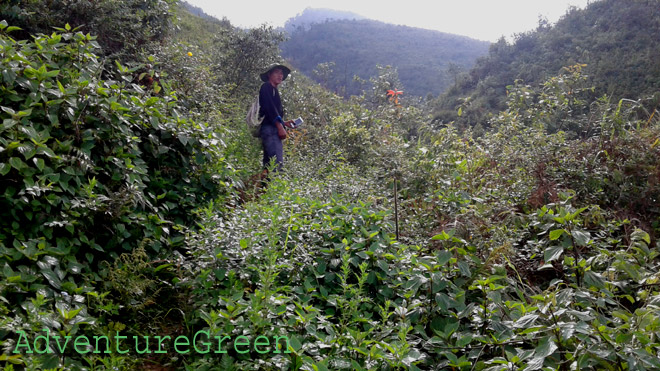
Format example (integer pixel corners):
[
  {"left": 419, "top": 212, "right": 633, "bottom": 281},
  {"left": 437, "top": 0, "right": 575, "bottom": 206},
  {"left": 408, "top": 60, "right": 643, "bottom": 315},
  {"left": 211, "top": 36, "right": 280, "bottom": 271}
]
[
  {"left": 553, "top": 216, "right": 565, "bottom": 224},
  {"left": 571, "top": 230, "right": 590, "bottom": 246},
  {"left": 33, "top": 157, "right": 45, "bottom": 171},
  {"left": 312, "top": 362, "right": 330, "bottom": 371},
  {"left": 457, "top": 261, "right": 471, "bottom": 277},
  {"left": 0, "top": 352, "right": 24, "bottom": 364},
  {"left": 549, "top": 229, "right": 564, "bottom": 240},
  {"left": 16, "top": 108, "right": 32, "bottom": 118},
  {"left": 3, "top": 118, "right": 18, "bottom": 129},
  {"left": 569, "top": 207, "right": 589, "bottom": 220},
  {"left": 2, "top": 69, "right": 16, "bottom": 85},
  {"left": 431, "top": 230, "right": 453, "bottom": 241},
  {"left": 544, "top": 245, "right": 564, "bottom": 262},
  {"left": 145, "top": 97, "right": 159, "bottom": 106},
  {"left": 437, "top": 250, "right": 452, "bottom": 265},
  {"left": 153, "top": 264, "right": 173, "bottom": 273},
  {"left": 514, "top": 314, "right": 539, "bottom": 328},
  {"left": 402, "top": 349, "right": 423, "bottom": 366},
  {"left": 9, "top": 157, "right": 26, "bottom": 171},
  {"left": 0, "top": 163, "right": 10, "bottom": 176},
  {"left": 45, "top": 70, "right": 60, "bottom": 78},
  {"left": 631, "top": 228, "right": 651, "bottom": 245},
  {"left": 288, "top": 335, "right": 302, "bottom": 352},
  {"left": 444, "top": 321, "right": 459, "bottom": 337},
  {"left": 583, "top": 270, "right": 606, "bottom": 289},
  {"left": 436, "top": 293, "right": 455, "bottom": 311},
  {"left": 37, "top": 146, "right": 57, "bottom": 158},
  {"left": 535, "top": 336, "right": 558, "bottom": 358},
  {"left": 1, "top": 106, "right": 16, "bottom": 115},
  {"left": 633, "top": 349, "right": 660, "bottom": 368},
  {"left": 455, "top": 333, "right": 473, "bottom": 347},
  {"left": 41, "top": 269, "right": 62, "bottom": 290},
  {"left": 350, "top": 360, "right": 366, "bottom": 371},
  {"left": 526, "top": 356, "right": 545, "bottom": 371}
]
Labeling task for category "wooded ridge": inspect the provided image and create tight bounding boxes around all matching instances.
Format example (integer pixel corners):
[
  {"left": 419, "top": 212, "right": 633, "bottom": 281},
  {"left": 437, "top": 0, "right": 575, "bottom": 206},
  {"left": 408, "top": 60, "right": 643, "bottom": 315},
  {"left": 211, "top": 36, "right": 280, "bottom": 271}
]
[{"left": 281, "top": 9, "right": 490, "bottom": 97}]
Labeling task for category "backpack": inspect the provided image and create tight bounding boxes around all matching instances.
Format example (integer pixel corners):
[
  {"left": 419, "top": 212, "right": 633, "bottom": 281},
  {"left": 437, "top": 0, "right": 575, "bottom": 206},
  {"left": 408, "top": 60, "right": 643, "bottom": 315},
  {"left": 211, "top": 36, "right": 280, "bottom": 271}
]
[{"left": 246, "top": 95, "right": 263, "bottom": 137}]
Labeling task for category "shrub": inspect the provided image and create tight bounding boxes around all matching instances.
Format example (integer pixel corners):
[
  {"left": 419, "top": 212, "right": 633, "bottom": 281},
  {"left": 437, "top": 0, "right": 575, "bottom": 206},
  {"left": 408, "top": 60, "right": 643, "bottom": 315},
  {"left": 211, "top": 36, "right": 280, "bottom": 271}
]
[
  {"left": 0, "top": 0, "right": 177, "bottom": 62},
  {"left": 0, "top": 22, "right": 230, "bottom": 367}
]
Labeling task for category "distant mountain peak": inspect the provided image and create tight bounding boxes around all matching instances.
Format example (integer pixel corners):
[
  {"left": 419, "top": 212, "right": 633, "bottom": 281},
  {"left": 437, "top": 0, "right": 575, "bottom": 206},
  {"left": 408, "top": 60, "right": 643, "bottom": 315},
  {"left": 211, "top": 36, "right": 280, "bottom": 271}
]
[{"left": 284, "top": 8, "right": 366, "bottom": 33}]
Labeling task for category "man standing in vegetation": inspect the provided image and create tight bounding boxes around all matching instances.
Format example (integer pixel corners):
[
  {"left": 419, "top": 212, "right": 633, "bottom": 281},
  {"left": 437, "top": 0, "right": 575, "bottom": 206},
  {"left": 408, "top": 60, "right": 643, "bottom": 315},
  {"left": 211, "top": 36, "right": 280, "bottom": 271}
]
[{"left": 258, "top": 64, "right": 295, "bottom": 173}]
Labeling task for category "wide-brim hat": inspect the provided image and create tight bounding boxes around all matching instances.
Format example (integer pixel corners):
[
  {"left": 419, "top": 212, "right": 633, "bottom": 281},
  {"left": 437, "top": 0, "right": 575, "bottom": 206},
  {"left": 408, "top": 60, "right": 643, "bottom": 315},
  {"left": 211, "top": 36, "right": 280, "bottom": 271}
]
[{"left": 260, "top": 64, "right": 291, "bottom": 82}]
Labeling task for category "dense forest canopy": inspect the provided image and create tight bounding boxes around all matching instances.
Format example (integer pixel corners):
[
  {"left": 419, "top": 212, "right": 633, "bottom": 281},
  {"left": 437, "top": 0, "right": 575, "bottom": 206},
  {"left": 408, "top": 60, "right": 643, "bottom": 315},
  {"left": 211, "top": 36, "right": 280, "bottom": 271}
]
[
  {"left": 1, "top": 0, "right": 660, "bottom": 370},
  {"left": 281, "top": 11, "right": 490, "bottom": 97}
]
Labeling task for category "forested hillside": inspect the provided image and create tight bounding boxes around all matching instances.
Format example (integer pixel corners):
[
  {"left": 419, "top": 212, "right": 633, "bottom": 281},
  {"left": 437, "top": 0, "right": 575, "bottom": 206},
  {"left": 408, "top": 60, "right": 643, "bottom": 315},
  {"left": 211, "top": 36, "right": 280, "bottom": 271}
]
[
  {"left": 433, "top": 0, "right": 660, "bottom": 129},
  {"left": 1, "top": 1, "right": 660, "bottom": 370},
  {"left": 281, "top": 12, "right": 491, "bottom": 97},
  {"left": 180, "top": 2, "right": 227, "bottom": 23}
]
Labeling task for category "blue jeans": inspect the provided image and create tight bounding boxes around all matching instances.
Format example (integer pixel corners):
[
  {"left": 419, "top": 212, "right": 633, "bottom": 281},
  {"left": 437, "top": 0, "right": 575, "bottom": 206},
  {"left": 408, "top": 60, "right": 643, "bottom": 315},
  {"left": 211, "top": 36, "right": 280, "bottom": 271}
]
[{"left": 260, "top": 124, "right": 283, "bottom": 171}]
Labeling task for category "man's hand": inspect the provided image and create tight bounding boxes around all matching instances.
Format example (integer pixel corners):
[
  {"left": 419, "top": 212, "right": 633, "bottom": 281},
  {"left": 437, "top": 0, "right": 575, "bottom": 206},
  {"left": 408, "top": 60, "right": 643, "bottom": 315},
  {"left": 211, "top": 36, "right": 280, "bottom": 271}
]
[
  {"left": 276, "top": 122, "right": 287, "bottom": 140},
  {"left": 284, "top": 120, "right": 295, "bottom": 128}
]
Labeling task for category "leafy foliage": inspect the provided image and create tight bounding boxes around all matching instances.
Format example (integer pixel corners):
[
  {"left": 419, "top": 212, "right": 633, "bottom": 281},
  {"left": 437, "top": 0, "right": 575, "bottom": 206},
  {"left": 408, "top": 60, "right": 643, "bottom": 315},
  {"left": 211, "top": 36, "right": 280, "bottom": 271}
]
[
  {"left": 1, "top": 2, "right": 660, "bottom": 370},
  {"left": 0, "top": 0, "right": 177, "bottom": 63},
  {"left": 0, "top": 19, "right": 231, "bottom": 368},
  {"left": 178, "top": 43, "right": 660, "bottom": 369}
]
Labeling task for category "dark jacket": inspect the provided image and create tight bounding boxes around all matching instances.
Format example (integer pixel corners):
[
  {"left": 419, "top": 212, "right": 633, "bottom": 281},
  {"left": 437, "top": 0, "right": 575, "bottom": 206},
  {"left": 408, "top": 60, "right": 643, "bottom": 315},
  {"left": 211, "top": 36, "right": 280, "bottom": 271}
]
[{"left": 258, "top": 82, "right": 283, "bottom": 137}]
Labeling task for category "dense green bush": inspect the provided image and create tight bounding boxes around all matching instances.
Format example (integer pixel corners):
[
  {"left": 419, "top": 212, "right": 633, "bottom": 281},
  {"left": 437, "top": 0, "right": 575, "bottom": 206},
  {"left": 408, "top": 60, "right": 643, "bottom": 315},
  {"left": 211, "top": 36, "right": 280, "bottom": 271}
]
[
  {"left": 182, "top": 126, "right": 660, "bottom": 370},
  {"left": 0, "top": 22, "right": 231, "bottom": 368},
  {"left": 0, "top": 0, "right": 176, "bottom": 63}
]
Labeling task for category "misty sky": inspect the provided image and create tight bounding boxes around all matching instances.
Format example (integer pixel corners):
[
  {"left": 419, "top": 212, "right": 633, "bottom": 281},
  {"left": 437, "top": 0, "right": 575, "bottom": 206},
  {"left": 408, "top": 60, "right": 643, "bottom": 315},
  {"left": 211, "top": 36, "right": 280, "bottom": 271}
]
[{"left": 183, "top": 0, "right": 593, "bottom": 42}]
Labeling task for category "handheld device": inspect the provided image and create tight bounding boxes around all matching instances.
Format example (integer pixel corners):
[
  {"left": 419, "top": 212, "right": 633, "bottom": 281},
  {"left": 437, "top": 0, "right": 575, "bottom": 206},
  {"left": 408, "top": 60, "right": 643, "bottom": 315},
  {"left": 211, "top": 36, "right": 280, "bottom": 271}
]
[{"left": 293, "top": 117, "right": 304, "bottom": 128}]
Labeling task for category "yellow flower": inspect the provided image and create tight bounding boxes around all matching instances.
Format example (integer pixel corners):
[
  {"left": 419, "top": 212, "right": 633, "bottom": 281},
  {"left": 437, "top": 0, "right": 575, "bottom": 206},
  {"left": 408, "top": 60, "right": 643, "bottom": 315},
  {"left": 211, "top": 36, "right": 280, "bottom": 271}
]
[{"left": 187, "top": 52, "right": 193, "bottom": 57}]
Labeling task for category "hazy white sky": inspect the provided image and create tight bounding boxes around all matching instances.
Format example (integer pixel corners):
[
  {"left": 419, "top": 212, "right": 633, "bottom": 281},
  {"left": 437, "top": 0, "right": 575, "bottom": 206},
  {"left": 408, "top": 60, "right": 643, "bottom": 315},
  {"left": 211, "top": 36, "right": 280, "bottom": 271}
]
[{"left": 183, "top": 0, "right": 593, "bottom": 42}]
